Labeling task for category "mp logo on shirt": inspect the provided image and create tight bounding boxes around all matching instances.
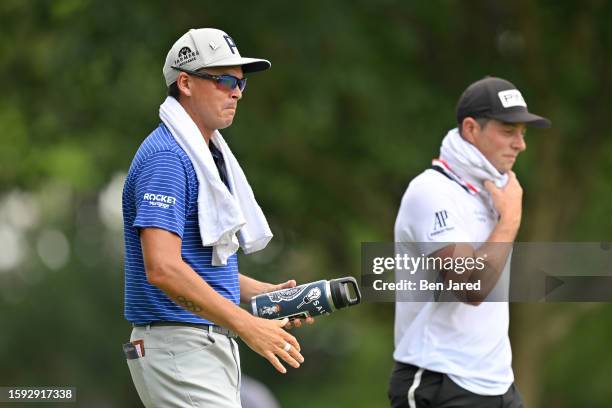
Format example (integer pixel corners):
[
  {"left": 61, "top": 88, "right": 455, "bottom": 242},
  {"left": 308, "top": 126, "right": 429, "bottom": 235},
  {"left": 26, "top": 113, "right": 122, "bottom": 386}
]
[
  {"left": 429, "top": 210, "right": 455, "bottom": 238},
  {"left": 143, "top": 193, "right": 176, "bottom": 209}
]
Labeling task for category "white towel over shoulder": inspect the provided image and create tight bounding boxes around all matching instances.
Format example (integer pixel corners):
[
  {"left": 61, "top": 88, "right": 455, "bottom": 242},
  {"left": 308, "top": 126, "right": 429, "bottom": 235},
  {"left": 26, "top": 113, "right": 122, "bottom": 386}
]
[{"left": 159, "top": 96, "right": 272, "bottom": 265}]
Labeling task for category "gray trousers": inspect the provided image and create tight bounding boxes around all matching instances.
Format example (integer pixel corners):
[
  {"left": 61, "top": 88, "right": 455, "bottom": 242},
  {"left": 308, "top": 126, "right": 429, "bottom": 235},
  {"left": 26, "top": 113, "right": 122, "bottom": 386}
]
[{"left": 126, "top": 325, "right": 242, "bottom": 408}]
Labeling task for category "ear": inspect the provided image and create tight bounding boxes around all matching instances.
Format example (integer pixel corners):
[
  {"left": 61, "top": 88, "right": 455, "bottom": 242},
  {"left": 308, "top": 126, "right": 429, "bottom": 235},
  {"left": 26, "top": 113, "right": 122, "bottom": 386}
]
[
  {"left": 460, "top": 117, "right": 479, "bottom": 144},
  {"left": 176, "top": 72, "right": 192, "bottom": 97}
]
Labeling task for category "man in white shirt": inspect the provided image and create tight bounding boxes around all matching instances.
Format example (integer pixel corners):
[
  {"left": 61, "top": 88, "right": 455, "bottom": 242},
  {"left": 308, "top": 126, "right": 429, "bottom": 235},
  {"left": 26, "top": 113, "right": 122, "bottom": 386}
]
[{"left": 389, "top": 77, "right": 551, "bottom": 408}]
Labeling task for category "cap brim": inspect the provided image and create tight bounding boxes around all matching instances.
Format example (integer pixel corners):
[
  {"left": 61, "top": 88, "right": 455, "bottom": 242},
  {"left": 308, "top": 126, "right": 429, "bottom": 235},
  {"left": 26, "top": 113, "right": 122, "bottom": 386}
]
[
  {"left": 489, "top": 110, "right": 552, "bottom": 128},
  {"left": 205, "top": 57, "right": 271, "bottom": 73}
]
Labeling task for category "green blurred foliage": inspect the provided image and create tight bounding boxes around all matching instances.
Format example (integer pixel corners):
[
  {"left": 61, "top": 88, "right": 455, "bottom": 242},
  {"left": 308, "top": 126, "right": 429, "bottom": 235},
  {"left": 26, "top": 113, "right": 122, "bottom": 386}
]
[
  {"left": 543, "top": 303, "right": 612, "bottom": 408},
  {"left": 1, "top": 0, "right": 611, "bottom": 406}
]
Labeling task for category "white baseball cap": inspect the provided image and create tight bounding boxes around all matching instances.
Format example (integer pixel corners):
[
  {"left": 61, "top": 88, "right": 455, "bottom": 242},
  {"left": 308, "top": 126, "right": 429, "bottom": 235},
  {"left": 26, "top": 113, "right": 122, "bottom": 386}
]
[{"left": 162, "top": 28, "right": 271, "bottom": 86}]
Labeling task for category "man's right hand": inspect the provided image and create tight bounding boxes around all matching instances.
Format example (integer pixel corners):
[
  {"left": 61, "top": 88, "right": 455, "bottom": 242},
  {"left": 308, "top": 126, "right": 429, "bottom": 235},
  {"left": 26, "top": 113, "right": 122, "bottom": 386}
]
[
  {"left": 236, "top": 316, "right": 304, "bottom": 374},
  {"left": 484, "top": 170, "right": 523, "bottom": 229}
]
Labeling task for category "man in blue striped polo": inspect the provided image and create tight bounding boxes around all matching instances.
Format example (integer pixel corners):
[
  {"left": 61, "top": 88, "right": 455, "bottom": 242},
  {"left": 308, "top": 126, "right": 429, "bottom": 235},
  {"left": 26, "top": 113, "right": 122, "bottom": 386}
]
[{"left": 122, "top": 28, "right": 310, "bottom": 407}]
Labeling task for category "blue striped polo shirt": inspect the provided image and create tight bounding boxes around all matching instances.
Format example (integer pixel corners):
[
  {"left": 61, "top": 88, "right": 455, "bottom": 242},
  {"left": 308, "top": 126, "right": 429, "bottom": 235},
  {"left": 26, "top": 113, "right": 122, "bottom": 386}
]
[{"left": 122, "top": 123, "right": 239, "bottom": 325}]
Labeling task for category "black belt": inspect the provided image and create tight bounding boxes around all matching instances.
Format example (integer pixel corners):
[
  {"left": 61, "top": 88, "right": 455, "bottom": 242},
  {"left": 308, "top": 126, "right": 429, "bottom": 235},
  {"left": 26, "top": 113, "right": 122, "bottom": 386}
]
[{"left": 132, "top": 321, "right": 237, "bottom": 338}]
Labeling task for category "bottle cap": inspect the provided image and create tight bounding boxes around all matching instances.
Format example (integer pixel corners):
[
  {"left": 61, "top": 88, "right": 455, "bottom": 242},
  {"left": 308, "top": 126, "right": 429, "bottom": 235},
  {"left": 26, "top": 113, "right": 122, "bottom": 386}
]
[{"left": 330, "top": 277, "right": 361, "bottom": 309}]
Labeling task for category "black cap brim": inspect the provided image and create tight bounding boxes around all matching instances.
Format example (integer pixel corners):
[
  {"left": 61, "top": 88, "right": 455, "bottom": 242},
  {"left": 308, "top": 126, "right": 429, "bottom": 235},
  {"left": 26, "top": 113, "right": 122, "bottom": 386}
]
[
  {"left": 488, "top": 110, "right": 552, "bottom": 128},
  {"left": 241, "top": 60, "right": 271, "bottom": 73},
  {"left": 205, "top": 57, "right": 271, "bottom": 74}
]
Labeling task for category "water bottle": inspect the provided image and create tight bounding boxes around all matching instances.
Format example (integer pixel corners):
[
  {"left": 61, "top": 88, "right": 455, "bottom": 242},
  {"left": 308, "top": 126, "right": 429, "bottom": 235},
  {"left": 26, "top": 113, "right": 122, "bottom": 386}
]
[{"left": 251, "top": 277, "right": 361, "bottom": 320}]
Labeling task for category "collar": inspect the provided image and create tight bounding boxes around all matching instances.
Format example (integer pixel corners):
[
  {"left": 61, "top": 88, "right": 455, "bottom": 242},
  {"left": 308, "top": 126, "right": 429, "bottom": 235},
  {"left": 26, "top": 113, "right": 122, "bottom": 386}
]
[{"left": 431, "top": 158, "right": 479, "bottom": 195}]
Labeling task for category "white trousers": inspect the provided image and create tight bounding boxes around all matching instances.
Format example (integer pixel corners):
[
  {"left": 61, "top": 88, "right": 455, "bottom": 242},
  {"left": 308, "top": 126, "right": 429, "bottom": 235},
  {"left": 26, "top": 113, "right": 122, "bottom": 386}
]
[{"left": 126, "top": 325, "right": 242, "bottom": 408}]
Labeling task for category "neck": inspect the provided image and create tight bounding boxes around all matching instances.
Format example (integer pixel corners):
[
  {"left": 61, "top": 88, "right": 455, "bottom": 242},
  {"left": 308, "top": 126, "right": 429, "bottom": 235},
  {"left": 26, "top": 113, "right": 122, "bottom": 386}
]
[
  {"left": 179, "top": 99, "right": 214, "bottom": 145},
  {"left": 439, "top": 128, "right": 508, "bottom": 189}
]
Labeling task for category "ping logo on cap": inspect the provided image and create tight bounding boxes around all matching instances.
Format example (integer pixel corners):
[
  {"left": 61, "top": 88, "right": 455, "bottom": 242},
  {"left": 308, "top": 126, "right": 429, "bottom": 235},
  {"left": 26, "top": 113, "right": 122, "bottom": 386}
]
[
  {"left": 498, "top": 89, "right": 527, "bottom": 108},
  {"left": 223, "top": 35, "right": 237, "bottom": 54}
]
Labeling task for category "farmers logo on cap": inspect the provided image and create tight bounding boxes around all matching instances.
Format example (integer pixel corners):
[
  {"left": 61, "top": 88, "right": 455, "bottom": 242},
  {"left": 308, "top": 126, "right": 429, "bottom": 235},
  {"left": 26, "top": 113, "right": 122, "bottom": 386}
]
[{"left": 174, "top": 46, "right": 199, "bottom": 67}]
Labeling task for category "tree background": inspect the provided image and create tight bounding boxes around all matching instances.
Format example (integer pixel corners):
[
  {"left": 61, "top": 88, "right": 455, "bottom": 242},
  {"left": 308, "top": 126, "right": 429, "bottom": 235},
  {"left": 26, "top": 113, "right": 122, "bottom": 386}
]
[{"left": 1, "top": 0, "right": 611, "bottom": 407}]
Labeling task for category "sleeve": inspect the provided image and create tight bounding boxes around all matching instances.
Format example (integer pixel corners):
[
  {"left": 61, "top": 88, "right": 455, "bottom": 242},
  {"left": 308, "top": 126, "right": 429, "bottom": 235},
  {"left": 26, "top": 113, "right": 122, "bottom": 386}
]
[
  {"left": 395, "top": 182, "right": 472, "bottom": 254},
  {"left": 132, "top": 151, "right": 190, "bottom": 238}
]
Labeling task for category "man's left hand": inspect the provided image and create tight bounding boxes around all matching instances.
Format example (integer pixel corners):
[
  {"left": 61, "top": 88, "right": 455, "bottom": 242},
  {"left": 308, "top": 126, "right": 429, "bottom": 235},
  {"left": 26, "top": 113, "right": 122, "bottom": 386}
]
[{"left": 268, "top": 280, "right": 316, "bottom": 329}]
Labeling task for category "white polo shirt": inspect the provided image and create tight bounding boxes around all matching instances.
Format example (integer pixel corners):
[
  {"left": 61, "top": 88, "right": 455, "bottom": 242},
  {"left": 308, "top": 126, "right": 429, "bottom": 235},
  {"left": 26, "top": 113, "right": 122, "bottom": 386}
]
[{"left": 393, "top": 168, "right": 513, "bottom": 396}]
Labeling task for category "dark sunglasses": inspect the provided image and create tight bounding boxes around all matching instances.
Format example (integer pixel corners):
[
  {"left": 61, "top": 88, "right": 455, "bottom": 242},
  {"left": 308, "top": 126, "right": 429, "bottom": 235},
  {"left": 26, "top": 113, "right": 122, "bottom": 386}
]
[{"left": 172, "top": 66, "right": 247, "bottom": 92}]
